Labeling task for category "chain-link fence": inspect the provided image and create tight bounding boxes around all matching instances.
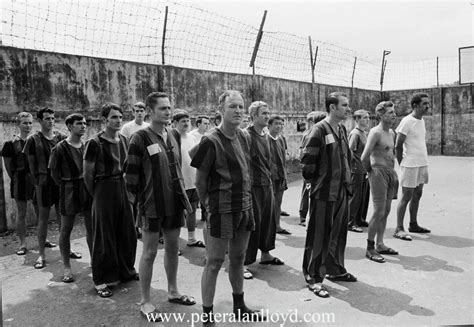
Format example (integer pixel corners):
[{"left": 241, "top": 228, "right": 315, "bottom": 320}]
[{"left": 1, "top": 0, "right": 461, "bottom": 91}]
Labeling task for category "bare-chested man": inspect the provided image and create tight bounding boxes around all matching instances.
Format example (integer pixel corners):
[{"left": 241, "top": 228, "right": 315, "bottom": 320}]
[{"left": 361, "top": 101, "right": 399, "bottom": 263}]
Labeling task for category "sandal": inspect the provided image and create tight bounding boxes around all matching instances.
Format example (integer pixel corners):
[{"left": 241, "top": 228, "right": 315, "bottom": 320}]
[
  {"left": 326, "top": 272, "right": 358, "bottom": 282},
  {"left": 376, "top": 247, "right": 398, "bottom": 255},
  {"left": 69, "top": 252, "right": 82, "bottom": 259},
  {"left": 348, "top": 225, "right": 363, "bottom": 233},
  {"left": 168, "top": 295, "right": 196, "bottom": 306},
  {"left": 366, "top": 249, "right": 385, "bottom": 263},
  {"left": 34, "top": 258, "right": 46, "bottom": 269},
  {"left": 259, "top": 257, "right": 284, "bottom": 265},
  {"left": 44, "top": 241, "right": 57, "bottom": 248},
  {"left": 96, "top": 286, "right": 113, "bottom": 298},
  {"left": 62, "top": 273, "right": 75, "bottom": 283},
  {"left": 187, "top": 240, "right": 205, "bottom": 248},
  {"left": 16, "top": 247, "right": 27, "bottom": 256},
  {"left": 308, "top": 285, "right": 329, "bottom": 298},
  {"left": 393, "top": 230, "right": 412, "bottom": 241},
  {"left": 243, "top": 269, "right": 253, "bottom": 280}
]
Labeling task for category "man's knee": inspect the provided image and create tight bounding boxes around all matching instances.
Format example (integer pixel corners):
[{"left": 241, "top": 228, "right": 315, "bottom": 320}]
[
  {"left": 400, "top": 188, "right": 414, "bottom": 202},
  {"left": 142, "top": 247, "right": 158, "bottom": 262},
  {"left": 206, "top": 255, "right": 225, "bottom": 272}
]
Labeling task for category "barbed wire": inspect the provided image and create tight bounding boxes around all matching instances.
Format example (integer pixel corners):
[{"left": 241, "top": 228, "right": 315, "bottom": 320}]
[{"left": 0, "top": 0, "right": 461, "bottom": 91}]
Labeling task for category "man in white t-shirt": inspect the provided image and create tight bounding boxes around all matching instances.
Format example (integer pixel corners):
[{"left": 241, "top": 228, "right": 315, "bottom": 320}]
[
  {"left": 173, "top": 110, "right": 205, "bottom": 248},
  {"left": 120, "top": 102, "right": 150, "bottom": 138},
  {"left": 393, "top": 93, "right": 431, "bottom": 241},
  {"left": 189, "top": 115, "right": 210, "bottom": 143}
]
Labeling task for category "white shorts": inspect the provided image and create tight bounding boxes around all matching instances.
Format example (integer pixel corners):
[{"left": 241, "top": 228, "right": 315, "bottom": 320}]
[{"left": 400, "top": 166, "right": 429, "bottom": 188}]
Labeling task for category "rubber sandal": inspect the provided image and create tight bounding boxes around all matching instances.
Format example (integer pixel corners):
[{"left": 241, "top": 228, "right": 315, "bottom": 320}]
[
  {"left": 187, "top": 240, "right": 205, "bottom": 248},
  {"left": 168, "top": 295, "right": 196, "bottom": 306},
  {"left": 276, "top": 229, "right": 292, "bottom": 235},
  {"left": 366, "top": 250, "right": 385, "bottom": 263},
  {"left": 44, "top": 241, "right": 57, "bottom": 248},
  {"left": 393, "top": 230, "right": 412, "bottom": 241},
  {"left": 16, "top": 247, "right": 27, "bottom": 256},
  {"left": 326, "top": 272, "right": 358, "bottom": 281},
  {"left": 96, "top": 286, "right": 113, "bottom": 298},
  {"left": 348, "top": 225, "right": 363, "bottom": 233},
  {"left": 259, "top": 257, "right": 284, "bottom": 265},
  {"left": 243, "top": 269, "right": 253, "bottom": 279},
  {"left": 376, "top": 247, "right": 398, "bottom": 255},
  {"left": 408, "top": 225, "right": 431, "bottom": 233},
  {"left": 62, "top": 273, "right": 75, "bottom": 283},
  {"left": 308, "top": 285, "right": 329, "bottom": 298},
  {"left": 69, "top": 252, "right": 82, "bottom": 259},
  {"left": 34, "top": 258, "right": 46, "bottom": 269}
]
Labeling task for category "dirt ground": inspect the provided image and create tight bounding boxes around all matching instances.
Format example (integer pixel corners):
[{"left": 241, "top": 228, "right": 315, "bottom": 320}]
[{"left": 1, "top": 156, "right": 473, "bottom": 326}]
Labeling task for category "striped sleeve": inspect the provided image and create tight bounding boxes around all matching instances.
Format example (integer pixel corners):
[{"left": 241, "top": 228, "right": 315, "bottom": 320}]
[
  {"left": 190, "top": 136, "right": 215, "bottom": 172},
  {"left": 83, "top": 138, "right": 99, "bottom": 162},
  {"left": 124, "top": 132, "right": 144, "bottom": 203},
  {"left": 301, "top": 127, "right": 323, "bottom": 181}
]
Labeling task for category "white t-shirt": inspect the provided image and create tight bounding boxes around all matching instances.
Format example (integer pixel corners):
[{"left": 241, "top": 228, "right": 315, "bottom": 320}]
[
  {"left": 180, "top": 133, "right": 198, "bottom": 190},
  {"left": 120, "top": 120, "right": 150, "bottom": 139},
  {"left": 395, "top": 115, "right": 428, "bottom": 167},
  {"left": 189, "top": 129, "right": 205, "bottom": 143}
]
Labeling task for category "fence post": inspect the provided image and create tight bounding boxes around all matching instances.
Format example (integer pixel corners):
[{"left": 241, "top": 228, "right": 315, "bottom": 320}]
[
  {"left": 380, "top": 50, "right": 390, "bottom": 92},
  {"left": 351, "top": 56, "right": 357, "bottom": 89},
  {"left": 249, "top": 10, "right": 267, "bottom": 101},
  {"left": 436, "top": 56, "right": 439, "bottom": 87},
  {"left": 308, "top": 36, "right": 318, "bottom": 111},
  {"left": 161, "top": 5, "right": 168, "bottom": 65}
]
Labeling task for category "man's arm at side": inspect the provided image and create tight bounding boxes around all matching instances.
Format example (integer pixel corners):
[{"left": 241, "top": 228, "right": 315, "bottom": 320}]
[
  {"left": 49, "top": 147, "right": 62, "bottom": 186},
  {"left": 194, "top": 169, "right": 209, "bottom": 211},
  {"left": 83, "top": 160, "right": 95, "bottom": 196},
  {"left": 395, "top": 133, "right": 406, "bottom": 165},
  {"left": 361, "top": 129, "right": 378, "bottom": 173}
]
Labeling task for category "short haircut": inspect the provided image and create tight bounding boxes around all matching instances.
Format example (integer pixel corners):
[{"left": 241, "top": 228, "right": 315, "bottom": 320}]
[
  {"left": 218, "top": 90, "right": 242, "bottom": 107},
  {"left": 101, "top": 103, "right": 123, "bottom": 118},
  {"left": 65, "top": 113, "right": 85, "bottom": 127},
  {"left": 172, "top": 109, "right": 189, "bottom": 122},
  {"left": 410, "top": 93, "right": 429, "bottom": 108},
  {"left": 146, "top": 92, "right": 169, "bottom": 109},
  {"left": 133, "top": 102, "right": 146, "bottom": 111},
  {"left": 17, "top": 112, "right": 33, "bottom": 122},
  {"left": 268, "top": 114, "right": 284, "bottom": 125},
  {"left": 353, "top": 109, "right": 369, "bottom": 120},
  {"left": 196, "top": 115, "right": 210, "bottom": 126},
  {"left": 375, "top": 101, "right": 394, "bottom": 116},
  {"left": 325, "top": 92, "right": 348, "bottom": 112},
  {"left": 248, "top": 101, "right": 268, "bottom": 118},
  {"left": 37, "top": 107, "right": 55, "bottom": 120}
]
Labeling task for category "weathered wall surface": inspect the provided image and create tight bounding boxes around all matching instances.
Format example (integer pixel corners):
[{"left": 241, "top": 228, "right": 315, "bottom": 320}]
[
  {"left": 1, "top": 46, "right": 472, "bottom": 230},
  {"left": 383, "top": 85, "right": 473, "bottom": 156}
]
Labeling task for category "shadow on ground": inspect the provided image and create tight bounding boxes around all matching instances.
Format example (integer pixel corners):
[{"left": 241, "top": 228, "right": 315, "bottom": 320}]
[{"left": 326, "top": 280, "right": 435, "bottom": 317}]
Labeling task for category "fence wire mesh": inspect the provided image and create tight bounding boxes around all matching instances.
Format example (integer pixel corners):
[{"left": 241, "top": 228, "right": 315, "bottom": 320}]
[{"left": 1, "top": 0, "right": 461, "bottom": 91}]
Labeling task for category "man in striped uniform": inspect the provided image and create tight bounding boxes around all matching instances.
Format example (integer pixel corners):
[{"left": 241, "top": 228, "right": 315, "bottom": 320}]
[
  {"left": 192, "top": 90, "right": 264, "bottom": 324},
  {"left": 23, "top": 107, "right": 67, "bottom": 269},
  {"left": 83, "top": 103, "right": 138, "bottom": 298},
  {"left": 1, "top": 112, "right": 35, "bottom": 255},
  {"left": 267, "top": 114, "right": 290, "bottom": 235},
  {"left": 49, "top": 113, "right": 93, "bottom": 283},
  {"left": 244, "top": 101, "right": 283, "bottom": 280},
  {"left": 124, "top": 92, "right": 195, "bottom": 318},
  {"left": 301, "top": 92, "right": 357, "bottom": 298}
]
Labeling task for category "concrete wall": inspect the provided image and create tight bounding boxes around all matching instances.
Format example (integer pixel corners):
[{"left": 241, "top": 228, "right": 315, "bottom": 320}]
[
  {"left": 382, "top": 85, "right": 473, "bottom": 156},
  {"left": 0, "top": 45, "right": 472, "bottom": 230}
]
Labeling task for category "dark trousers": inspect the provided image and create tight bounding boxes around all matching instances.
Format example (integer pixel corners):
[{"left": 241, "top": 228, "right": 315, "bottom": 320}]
[
  {"left": 91, "top": 179, "right": 137, "bottom": 285},
  {"left": 245, "top": 185, "right": 276, "bottom": 265},
  {"left": 302, "top": 188, "right": 349, "bottom": 284},
  {"left": 348, "top": 173, "right": 370, "bottom": 227},
  {"left": 299, "top": 182, "right": 310, "bottom": 221}
]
